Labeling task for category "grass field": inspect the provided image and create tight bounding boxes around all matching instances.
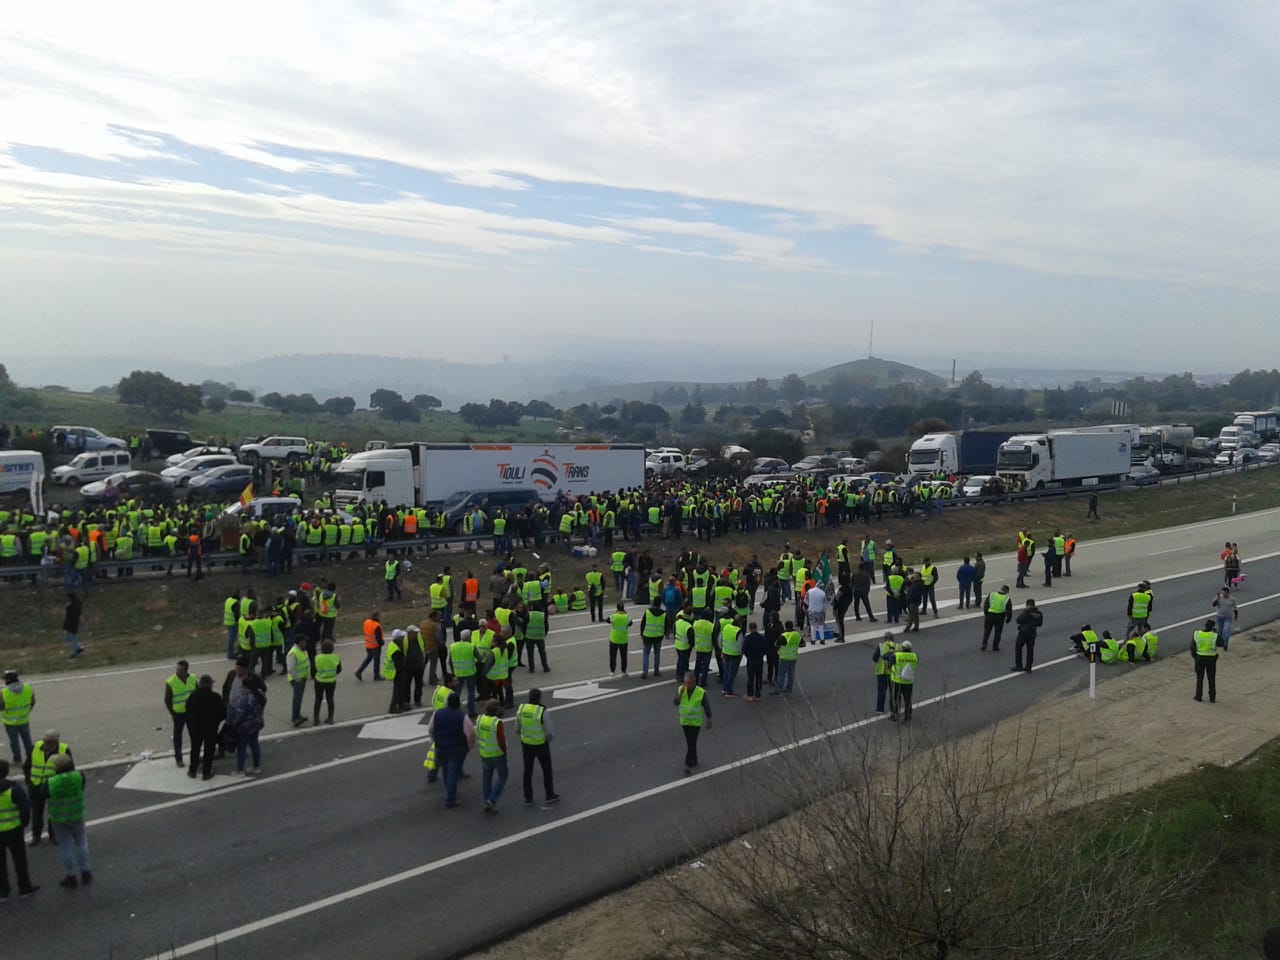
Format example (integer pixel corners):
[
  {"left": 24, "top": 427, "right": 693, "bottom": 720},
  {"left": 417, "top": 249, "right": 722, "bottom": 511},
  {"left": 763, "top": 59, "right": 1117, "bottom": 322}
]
[{"left": 4, "top": 465, "right": 1277, "bottom": 674}]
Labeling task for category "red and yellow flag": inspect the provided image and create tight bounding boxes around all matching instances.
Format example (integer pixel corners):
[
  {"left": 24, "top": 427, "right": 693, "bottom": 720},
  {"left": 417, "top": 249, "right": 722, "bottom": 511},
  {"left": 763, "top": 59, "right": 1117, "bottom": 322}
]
[{"left": 239, "top": 482, "right": 254, "bottom": 508}]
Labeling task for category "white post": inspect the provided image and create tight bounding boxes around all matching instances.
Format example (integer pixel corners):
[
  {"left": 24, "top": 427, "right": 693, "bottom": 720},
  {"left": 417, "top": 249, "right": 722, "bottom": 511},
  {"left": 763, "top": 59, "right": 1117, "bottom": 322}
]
[
  {"left": 1088, "top": 644, "right": 1097, "bottom": 700},
  {"left": 1232, "top": 495, "right": 1237, "bottom": 514}
]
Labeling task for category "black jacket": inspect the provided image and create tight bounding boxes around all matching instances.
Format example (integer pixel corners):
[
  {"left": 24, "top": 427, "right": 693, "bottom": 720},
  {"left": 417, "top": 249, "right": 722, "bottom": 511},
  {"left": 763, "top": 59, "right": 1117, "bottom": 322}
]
[{"left": 186, "top": 687, "right": 227, "bottom": 737}]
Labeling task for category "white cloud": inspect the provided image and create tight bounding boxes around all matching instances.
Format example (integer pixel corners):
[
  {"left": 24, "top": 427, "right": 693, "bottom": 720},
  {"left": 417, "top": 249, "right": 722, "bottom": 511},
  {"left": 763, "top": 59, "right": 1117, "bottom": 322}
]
[{"left": 442, "top": 171, "right": 531, "bottom": 191}]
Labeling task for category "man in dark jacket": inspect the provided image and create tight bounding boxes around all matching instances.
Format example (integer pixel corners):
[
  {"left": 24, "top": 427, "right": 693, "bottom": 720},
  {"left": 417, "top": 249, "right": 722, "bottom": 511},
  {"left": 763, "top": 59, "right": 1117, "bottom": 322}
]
[
  {"left": 0, "top": 758, "right": 38, "bottom": 898},
  {"left": 1013, "top": 599, "right": 1044, "bottom": 672},
  {"left": 63, "top": 593, "right": 83, "bottom": 659},
  {"left": 185, "top": 676, "right": 226, "bottom": 780}
]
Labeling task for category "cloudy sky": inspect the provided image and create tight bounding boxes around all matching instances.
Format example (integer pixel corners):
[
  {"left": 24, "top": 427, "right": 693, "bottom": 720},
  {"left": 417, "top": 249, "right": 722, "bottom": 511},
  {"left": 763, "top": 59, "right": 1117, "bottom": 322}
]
[{"left": 2, "top": 1, "right": 1277, "bottom": 377}]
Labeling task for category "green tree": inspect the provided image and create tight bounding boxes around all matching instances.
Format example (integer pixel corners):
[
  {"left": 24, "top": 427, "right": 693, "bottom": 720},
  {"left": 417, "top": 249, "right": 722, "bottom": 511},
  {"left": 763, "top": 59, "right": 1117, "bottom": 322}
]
[
  {"left": 228, "top": 388, "right": 255, "bottom": 403},
  {"left": 780, "top": 372, "right": 807, "bottom": 402},
  {"left": 323, "top": 396, "right": 356, "bottom": 416},
  {"left": 381, "top": 400, "right": 421, "bottom": 423},
  {"left": 117, "top": 370, "right": 202, "bottom": 415},
  {"left": 411, "top": 394, "right": 442, "bottom": 412},
  {"left": 740, "top": 429, "right": 803, "bottom": 463},
  {"left": 205, "top": 396, "right": 228, "bottom": 413},
  {"left": 369, "top": 388, "right": 403, "bottom": 410},
  {"left": 679, "top": 402, "right": 707, "bottom": 427},
  {"left": 755, "top": 408, "right": 791, "bottom": 429}
]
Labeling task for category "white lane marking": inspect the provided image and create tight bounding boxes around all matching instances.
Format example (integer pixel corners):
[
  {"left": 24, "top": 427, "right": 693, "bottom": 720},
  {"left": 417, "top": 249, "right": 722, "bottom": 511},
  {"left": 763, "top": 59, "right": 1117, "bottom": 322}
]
[
  {"left": 1149, "top": 545, "right": 1193, "bottom": 555},
  {"left": 137, "top": 644, "right": 1106, "bottom": 960}
]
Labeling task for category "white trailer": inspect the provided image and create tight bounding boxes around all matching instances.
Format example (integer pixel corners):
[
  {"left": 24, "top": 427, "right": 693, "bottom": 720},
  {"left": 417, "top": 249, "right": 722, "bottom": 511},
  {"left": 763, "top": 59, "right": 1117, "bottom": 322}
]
[
  {"left": 330, "top": 443, "right": 646, "bottom": 509},
  {"left": 996, "top": 425, "right": 1135, "bottom": 489},
  {"left": 0, "top": 450, "right": 45, "bottom": 515}
]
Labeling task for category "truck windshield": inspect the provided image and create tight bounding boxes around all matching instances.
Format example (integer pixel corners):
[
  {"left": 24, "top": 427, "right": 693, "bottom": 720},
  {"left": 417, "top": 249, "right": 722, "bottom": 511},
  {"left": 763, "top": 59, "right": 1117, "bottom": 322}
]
[
  {"left": 332, "top": 469, "right": 365, "bottom": 492},
  {"left": 996, "top": 448, "right": 1034, "bottom": 469},
  {"left": 907, "top": 450, "right": 938, "bottom": 465}
]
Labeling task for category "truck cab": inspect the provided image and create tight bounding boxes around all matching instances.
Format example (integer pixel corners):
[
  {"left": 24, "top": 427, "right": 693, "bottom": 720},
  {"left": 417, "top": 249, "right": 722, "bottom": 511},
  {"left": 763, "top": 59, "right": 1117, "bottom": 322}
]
[
  {"left": 906, "top": 434, "right": 957, "bottom": 476},
  {"left": 331, "top": 449, "right": 416, "bottom": 509}
]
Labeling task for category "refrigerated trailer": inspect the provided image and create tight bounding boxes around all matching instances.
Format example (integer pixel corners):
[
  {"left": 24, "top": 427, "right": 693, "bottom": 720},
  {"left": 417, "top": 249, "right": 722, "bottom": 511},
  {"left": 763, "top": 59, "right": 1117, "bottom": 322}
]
[{"left": 996, "top": 426, "right": 1135, "bottom": 489}]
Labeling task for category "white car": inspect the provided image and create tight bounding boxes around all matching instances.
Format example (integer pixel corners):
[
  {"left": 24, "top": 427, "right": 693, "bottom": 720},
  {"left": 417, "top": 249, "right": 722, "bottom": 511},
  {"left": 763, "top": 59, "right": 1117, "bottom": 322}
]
[
  {"left": 960, "top": 475, "right": 995, "bottom": 497},
  {"left": 50, "top": 425, "right": 126, "bottom": 452},
  {"left": 1255, "top": 443, "right": 1280, "bottom": 463},
  {"left": 837, "top": 456, "right": 868, "bottom": 472},
  {"left": 165, "top": 445, "right": 233, "bottom": 468},
  {"left": 160, "top": 454, "right": 238, "bottom": 486},
  {"left": 1215, "top": 449, "right": 1255, "bottom": 466},
  {"left": 237, "top": 436, "right": 309, "bottom": 462}
]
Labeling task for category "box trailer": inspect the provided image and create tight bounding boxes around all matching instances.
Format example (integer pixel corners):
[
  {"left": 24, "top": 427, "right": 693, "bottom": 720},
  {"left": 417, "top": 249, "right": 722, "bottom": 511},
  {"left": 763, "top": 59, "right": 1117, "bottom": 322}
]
[{"left": 996, "top": 425, "right": 1135, "bottom": 489}]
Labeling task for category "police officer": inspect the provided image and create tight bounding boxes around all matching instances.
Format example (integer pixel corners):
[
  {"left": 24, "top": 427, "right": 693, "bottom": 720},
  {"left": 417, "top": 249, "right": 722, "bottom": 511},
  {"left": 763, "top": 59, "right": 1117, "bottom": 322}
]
[{"left": 1191, "top": 619, "right": 1219, "bottom": 703}]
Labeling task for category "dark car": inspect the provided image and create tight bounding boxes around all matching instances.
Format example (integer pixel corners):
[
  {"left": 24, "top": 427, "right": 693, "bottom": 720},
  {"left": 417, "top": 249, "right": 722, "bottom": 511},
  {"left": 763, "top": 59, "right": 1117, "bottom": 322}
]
[
  {"left": 145, "top": 429, "right": 195, "bottom": 459},
  {"left": 79, "top": 470, "right": 173, "bottom": 504},
  {"left": 186, "top": 463, "right": 255, "bottom": 499},
  {"left": 791, "top": 455, "right": 839, "bottom": 475}
]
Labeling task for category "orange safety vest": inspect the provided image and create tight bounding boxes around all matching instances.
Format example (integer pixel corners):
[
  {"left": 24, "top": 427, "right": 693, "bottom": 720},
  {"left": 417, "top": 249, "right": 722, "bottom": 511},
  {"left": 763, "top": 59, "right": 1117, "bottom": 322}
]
[
  {"left": 403, "top": 513, "right": 418, "bottom": 535},
  {"left": 363, "top": 618, "right": 381, "bottom": 650},
  {"left": 464, "top": 577, "right": 479, "bottom": 602}
]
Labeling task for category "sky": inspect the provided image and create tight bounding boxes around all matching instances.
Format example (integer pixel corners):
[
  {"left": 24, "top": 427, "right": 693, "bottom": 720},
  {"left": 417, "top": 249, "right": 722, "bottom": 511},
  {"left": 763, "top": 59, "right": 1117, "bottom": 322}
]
[{"left": 2, "top": 1, "right": 1278, "bottom": 378}]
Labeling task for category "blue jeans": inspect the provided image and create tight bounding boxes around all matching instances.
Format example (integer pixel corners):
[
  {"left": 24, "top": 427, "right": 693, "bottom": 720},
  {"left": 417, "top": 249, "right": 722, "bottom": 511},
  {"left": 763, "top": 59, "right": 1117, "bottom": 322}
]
[
  {"left": 54, "top": 819, "right": 91, "bottom": 876},
  {"left": 291, "top": 680, "right": 307, "bottom": 722},
  {"left": 226, "top": 625, "right": 238, "bottom": 659},
  {"left": 235, "top": 730, "right": 261, "bottom": 770},
  {"left": 1216, "top": 616, "right": 1233, "bottom": 649},
  {"left": 721, "top": 655, "right": 740, "bottom": 695},
  {"left": 694, "top": 651, "right": 712, "bottom": 687},
  {"left": 776, "top": 660, "right": 796, "bottom": 694},
  {"left": 6, "top": 723, "right": 33, "bottom": 763},
  {"left": 440, "top": 747, "right": 466, "bottom": 805},
  {"left": 482, "top": 755, "right": 509, "bottom": 805},
  {"left": 64, "top": 631, "right": 81, "bottom": 655},
  {"left": 642, "top": 641, "right": 662, "bottom": 674},
  {"left": 458, "top": 676, "right": 477, "bottom": 716}
]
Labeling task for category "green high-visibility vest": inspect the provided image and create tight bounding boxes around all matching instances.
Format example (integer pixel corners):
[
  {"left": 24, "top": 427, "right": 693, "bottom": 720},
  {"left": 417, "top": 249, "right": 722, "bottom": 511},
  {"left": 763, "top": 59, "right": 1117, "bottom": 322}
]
[
  {"left": 28, "top": 740, "right": 69, "bottom": 787},
  {"left": 223, "top": 597, "right": 238, "bottom": 627},
  {"left": 586, "top": 571, "right": 603, "bottom": 596},
  {"left": 517, "top": 703, "right": 546, "bottom": 744},
  {"left": 719, "top": 623, "right": 742, "bottom": 657},
  {"left": 778, "top": 630, "right": 802, "bottom": 662},
  {"left": 678, "top": 685, "right": 705, "bottom": 727},
  {"left": 166, "top": 674, "right": 197, "bottom": 714},
  {"left": 46, "top": 770, "right": 85, "bottom": 824},
  {"left": 642, "top": 608, "right": 665, "bottom": 639},
  {"left": 314, "top": 653, "right": 340, "bottom": 684},
  {"left": 382, "top": 639, "right": 401, "bottom": 679},
  {"left": 987, "top": 592, "right": 1010, "bottom": 615},
  {"left": 876, "top": 640, "right": 895, "bottom": 676},
  {"left": 477, "top": 714, "right": 503, "bottom": 758},
  {"left": 609, "top": 611, "right": 631, "bottom": 644},
  {"left": 525, "top": 610, "right": 547, "bottom": 641},
  {"left": 488, "top": 644, "right": 511, "bottom": 681},
  {"left": 289, "top": 644, "right": 311, "bottom": 681},
  {"left": 693, "top": 618, "right": 715, "bottom": 653},
  {"left": 0, "top": 786, "right": 21, "bottom": 832},
  {"left": 1193, "top": 630, "right": 1218, "bottom": 657},
  {"left": 2, "top": 683, "right": 34, "bottom": 727},
  {"left": 890, "top": 651, "right": 918, "bottom": 685},
  {"left": 431, "top": 684, "right": 451, "bottom": 710},
  {"left": 451, "top": 640, "right": 477, "bottom": 678},
  {"left": 1130, "top": 592, "right": 1151, "bottom": 620},
  {"left": 611, "top": 551, "right": 626, "bottom": 572},
  {"left": 673, "top": 619, "right": 693, "bottom": 651}
]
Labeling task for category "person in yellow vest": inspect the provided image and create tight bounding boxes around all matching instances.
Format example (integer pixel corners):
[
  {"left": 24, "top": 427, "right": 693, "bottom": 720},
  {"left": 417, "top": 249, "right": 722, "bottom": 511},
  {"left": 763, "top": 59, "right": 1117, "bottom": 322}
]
[
  {"left": 1126, "top": 581, "right": 1154, "bottom": 637},
  {"left": 888, "top": 639, "right": 918, "bottom": 723},
  {"left": 384, "top": 629, "right": 411, "bottom": 714},
  {"left": 486, "top": 630, "right": 514, "bottom": 710},
  {"left": 163, "top": 660, "right": 198, "bottom": 767},
  {"left": 1191, "top": 619, "right": 1220, "bottom": 703},
  {"left": 3, "top": 668, "right": 36, "bottom": 764},
  {"left": 312, "top": 640, "right": 342, "bottom": 725},
  {"left": 477, "top": 698, "right": 509, "bottom": 813},
  {"left": 23, "top": 729, "right": 70, "bottom": 846},
  {"left": 286, "top": 632, "right": 312, "bottom": 726},
  {"left": 450, "top": 629, "right": 479, "bottom": 718},
  {"left": 0, "top": 756, "right": 39, "bottom": 898},
  {"left": 675, "top": 671, "right": 712, "bottom": 775},
  {"left": 981, "top": 585, "right": 1013, "bottom": 652},
  {"left": 223, "top": 589, "right": 242, "bottom": 660},
  {"left": 46, "top": 752, "right": 91, "bottom": 888},
  {"left": 518, "top": 688, "right": 559, "bottom": 805},
  {"left": 872, "top": 632, "right": 897, "bottom": 713},
  {"left": 774, "top": 620, "right": 803, "bottom": 695},
  {"left": 585, "top": 564, "right": 605, "bottom": 622},
  {"left": 608, "top": 602, "right": 633, "bottom": 677},
  {"left": 315, "top": 581, "right": 340, "bottom": 642}
]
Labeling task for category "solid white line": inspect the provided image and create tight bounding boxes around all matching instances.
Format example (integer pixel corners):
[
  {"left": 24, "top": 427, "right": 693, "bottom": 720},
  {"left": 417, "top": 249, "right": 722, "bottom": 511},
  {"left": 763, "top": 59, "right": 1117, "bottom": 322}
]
[
  {"left": 1149, "top": 545, "right": 1193, "bottom": 555},
  {"left": 140, "top": 588, "right": 1280, "bottom": 960}
]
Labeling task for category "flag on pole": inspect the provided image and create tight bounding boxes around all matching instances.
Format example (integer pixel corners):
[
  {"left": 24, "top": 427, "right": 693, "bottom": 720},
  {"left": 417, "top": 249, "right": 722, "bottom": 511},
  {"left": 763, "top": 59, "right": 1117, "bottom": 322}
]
[{"left": 239, "top": 481, "right": 254, "bottom": 508}]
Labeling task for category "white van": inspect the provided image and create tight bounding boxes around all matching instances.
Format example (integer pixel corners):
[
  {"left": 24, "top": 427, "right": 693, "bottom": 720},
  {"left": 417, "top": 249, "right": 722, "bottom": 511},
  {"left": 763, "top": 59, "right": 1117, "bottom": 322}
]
[
  {"left": 0, "top": 451, "right": 46, "bottom": 513},
  {"left": 51, "top": 449, "right": 133, "bottom": 485}
]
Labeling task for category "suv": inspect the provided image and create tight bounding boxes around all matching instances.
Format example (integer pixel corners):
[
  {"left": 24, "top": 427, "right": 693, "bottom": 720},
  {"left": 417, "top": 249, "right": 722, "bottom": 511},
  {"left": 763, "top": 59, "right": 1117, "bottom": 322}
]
[
  {"left": 51, "top": 450, "right": 133, "bottom": 485},
  {"left": 238, "top": 436, "right": 309, "bottom": 463},
  {"left": 645, "top": 452, "right": 687, "bottom": 478},
  {"left": 145, "top": 429, "right": 195, "bottom": 459}
]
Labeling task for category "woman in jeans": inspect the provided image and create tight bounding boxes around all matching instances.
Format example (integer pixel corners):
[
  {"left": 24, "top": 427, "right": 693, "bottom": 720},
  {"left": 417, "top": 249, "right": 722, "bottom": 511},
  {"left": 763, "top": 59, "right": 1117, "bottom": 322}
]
[{"left": 229, "top": 674, "right": 267, "bottom": 776}]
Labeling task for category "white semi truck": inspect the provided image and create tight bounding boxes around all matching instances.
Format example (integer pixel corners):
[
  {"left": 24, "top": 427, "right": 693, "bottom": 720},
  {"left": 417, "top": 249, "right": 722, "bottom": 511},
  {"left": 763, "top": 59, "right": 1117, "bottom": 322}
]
[
  {"left": 995, "top": 425, "right": 1137, "bottom": 490},
  {"left": 330, "top": 442, "right": 646, "bottom": 510},
  {"left": 905, "top": 430, "right": 1016, "bottom": 476}
]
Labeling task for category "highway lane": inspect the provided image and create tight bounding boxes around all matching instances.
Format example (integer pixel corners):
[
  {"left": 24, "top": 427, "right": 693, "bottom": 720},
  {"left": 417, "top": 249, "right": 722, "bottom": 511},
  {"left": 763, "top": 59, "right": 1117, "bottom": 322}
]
[
  {"left": 26, "top": 506, "right": 1280, "bottom": 766},
  {"left": 10, "top": 550, "right": 1278, "bottom": 959}
]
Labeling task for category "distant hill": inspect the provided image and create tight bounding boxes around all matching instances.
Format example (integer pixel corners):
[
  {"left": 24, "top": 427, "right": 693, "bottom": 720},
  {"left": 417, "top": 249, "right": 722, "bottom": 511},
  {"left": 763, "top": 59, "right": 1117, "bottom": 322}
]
[
  {"left": 803, "top": 357, "right": 947, "bottom": 389},
  {"left": 544, "top": 357, "right": 947, "bottom": 407}
]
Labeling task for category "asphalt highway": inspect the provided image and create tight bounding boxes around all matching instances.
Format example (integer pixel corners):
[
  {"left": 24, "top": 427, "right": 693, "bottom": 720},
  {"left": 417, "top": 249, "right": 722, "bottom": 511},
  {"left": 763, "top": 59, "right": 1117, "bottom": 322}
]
[{"left": 7, "top": 508, "right": 1280, "bottom": 960}]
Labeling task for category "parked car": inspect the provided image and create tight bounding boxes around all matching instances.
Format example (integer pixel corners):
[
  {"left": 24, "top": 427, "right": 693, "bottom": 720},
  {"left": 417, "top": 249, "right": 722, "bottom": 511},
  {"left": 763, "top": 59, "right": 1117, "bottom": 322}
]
[
  {"left": 165, "top": 445, "right": 234, "bottom": 468},
  {"left": 1255, "top": 443, "right": 1280, "bottom": 463},
  {"left": 1214, "top": 449, "right": 1256, "bottom": 466},
  {"left": 836, "top": 455, "right": 868, "bottom": 472},
  {"left": 50, "top": 450, "right": 133, "bottom": 485},
  {"left": 80, "top": 471, "right": 172, "bottom": 503},
  {"left": 1125, "top": 463, "right": 1162, "bottom": 486},
  {"left": 749, "top": 457, "right": 790, "bottom": 475},
  {"left": 743, "top": 472, "right": 797, "bottom": 488},
  {"left": 49, "top": 425, "right": 126, "bottom": 452},
  {"left": 959, "top": 475, "right": 996, "bottom": 498},
  {"left": 645, "top": 451, "right": 688, "bottom": 478},
  {"left": 238, "top": 436, "right": 308, "bottom": 462},
  {"left": 160, "top": 454, "right": 238, "bottom": 487},
  {"left": 791, "top": 455, "right": 838, "bottom": 474},
  {"left": 145, "top": 429, "right": 196, "bottom": 459},
  {"left": 186, "top": 463, "right": 255, "bottom": 498}
]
